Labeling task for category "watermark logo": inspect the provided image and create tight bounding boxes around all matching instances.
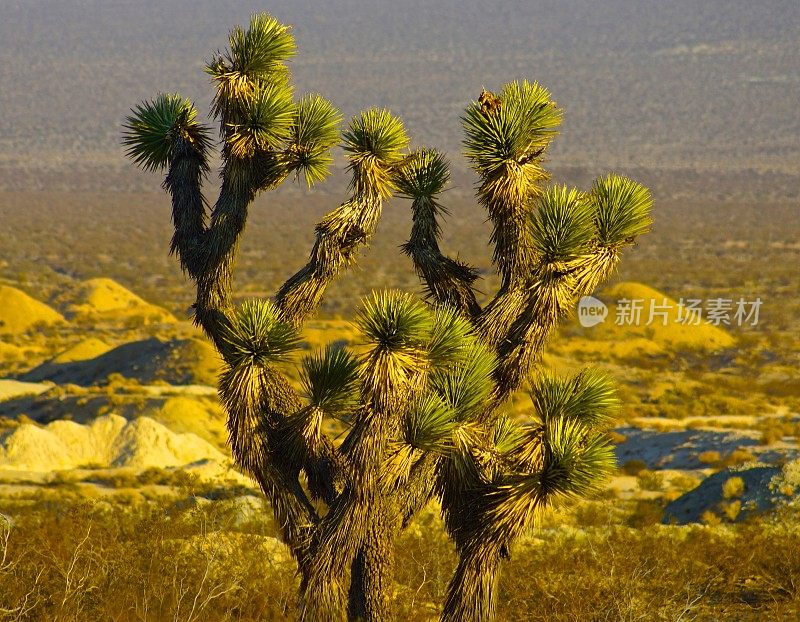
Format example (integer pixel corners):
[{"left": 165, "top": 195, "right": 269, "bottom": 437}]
[
  {"left": 577, "top": 295, "right": 762, "bottom": 328},
  {"left": 577, "top": 296, "right": 608, "bottom": 327}
]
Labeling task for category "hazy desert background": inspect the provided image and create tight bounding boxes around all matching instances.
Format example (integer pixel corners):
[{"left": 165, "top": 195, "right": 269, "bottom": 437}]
[{"left": 0, "top": 1, "right": 799, "bottom": 620}]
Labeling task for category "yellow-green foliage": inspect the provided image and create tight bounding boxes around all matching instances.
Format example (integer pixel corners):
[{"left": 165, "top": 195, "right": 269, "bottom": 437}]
[
  {"left": 4, "top": 499, "right": 800, "bottom": 621},
  {"left": 699, "top": 451, "right": 722, "bottom": 467},
  {"left": 722, "top": 476, "right": 745, "bottom": 499},
  {"left": 637, "top": 469, "right": 664, "bottom": 491}
]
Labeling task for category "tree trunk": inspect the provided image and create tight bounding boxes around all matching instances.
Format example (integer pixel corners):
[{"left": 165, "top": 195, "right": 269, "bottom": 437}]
[
  {"left": 441, "top": 547, "right": 502, "bottom": 622},
  {"left": 347, "top": 508, "right": 395, "bottom": 621}
]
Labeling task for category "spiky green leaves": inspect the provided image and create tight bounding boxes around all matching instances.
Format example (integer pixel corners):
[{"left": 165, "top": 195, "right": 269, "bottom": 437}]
[
  {"left": 522, "top": 369, "right": 618, "bottom": 498},
  {"left": 395, "top": 148, "right": 450, "bottom": 200},
  {"left": 208, "top": 14, "right": 295, "bottom": 122},
  {"left": 427, "top": 306, "right": 475, "bottom": 366},
  {"left": 404, "top": 393, "right": 457, "bottom": 453},
  {"left": 122, "top": 94, "right": 212, "bottom": 171},
  {"left": 222, "top": 299, "right": 300, "bottom": 368},
  {"left": 357, "top": 290, "right": 431, "bottom": 355},
  {"left": 537, "top": 418, "right": 615, "bottom": 499},
  {"left": 480, "top": 417, "right": 614, "bottom": 541},
  {"left": 430, "top": 341, "right": 497, "bottom": 421},
  {"left": 492, "top": 416, "right": 525, "bottom": 455},
  {"left": 589, "top": 174, "right": 654, "bottom": 246},
  {"left": 343, "top": 108, "right": 409, "bottom": 164},
  {"left": 356, "top": 291, "right": 431, "bottom": 408},
  {"left": 284, "top": 94, "right": 342, "bottom": 187},
  {"left": 475, "top": 367, "right": 618, "bottom": 537},
  {"left": 227, "top": 14, "right": 295, "bottom": 77},
  {"left": 343, "top": 109, "right": 409, "bottom": 198},
  {"left": 530, "top": 368, "right": 620, "bottom": 429},
  {"left": 301, "top": 345, "right": 360, "bottom": 417},
  {"left": 225, "top": 84, "right": 296, "bottom": 158},
  {"left": 462, "top": 80, "right": 561, "bottom": 179},
  {"left": 529, "top": 185, "right": 594, "bottom": 264}
]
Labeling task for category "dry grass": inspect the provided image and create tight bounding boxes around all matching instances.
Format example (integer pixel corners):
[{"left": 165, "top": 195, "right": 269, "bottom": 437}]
[{"left": 2, "top": 497, "right": 800, "bottom": 621}]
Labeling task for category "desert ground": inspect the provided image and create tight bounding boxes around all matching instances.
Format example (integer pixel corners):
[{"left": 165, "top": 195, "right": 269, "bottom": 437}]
[{"left": 1, "top": 0, "right": 799, "bottom": 619}]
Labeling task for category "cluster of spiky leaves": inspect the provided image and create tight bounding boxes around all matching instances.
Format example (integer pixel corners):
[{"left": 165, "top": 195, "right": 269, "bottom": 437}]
[
  {"left": 395, "top": 148, "right": 450, "bottom": 200},
  {"left": 124, "top": 13, "right": 341, "bottom": 191},
  {"left": 207, "top": 14, "right": 295, "bottom": 123},
  {"left": 225, "top": 84, "right": 296, "bottom": 158},
  {"left": 301, "top": 345, "right": 360, "bottom": 417},
  {"left": 590, "top": 174, "right": 654, "bottom": 245},
  {"left": 529, "top": 185, "right": 594, "bottom": 263},
  {"left": 122, "top": 94, "right": 212, "bottom": 172},
  {"left": 343, "top": 108, "right": 410, "bottom": 198},
  {"left": 123, "top": 12, "right": 655, "bottom": 622},
  {"left": 222, "top": 299, "right": 301, "bottom": 367},
  {"left": 463, "top": 80, "right": 561, "bottom": 179},
  {"left": 286, "top": 95, "right": 343, "bottom": 186}
]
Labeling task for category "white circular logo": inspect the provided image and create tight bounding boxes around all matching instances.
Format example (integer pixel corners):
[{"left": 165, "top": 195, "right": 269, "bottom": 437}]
[{"left": 577, "top": 296, "right": 608, "bottom": 328}]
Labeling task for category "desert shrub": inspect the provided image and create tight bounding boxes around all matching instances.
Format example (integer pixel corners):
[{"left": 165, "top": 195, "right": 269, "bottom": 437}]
[
  {"left": 722, "top": 500, "right": 742, "bottom": 521},
  {"left": 722, "top": 476, "right": 745, "bottom": 499},
  {"left": 699, "top": 450, "right": 722, "bottom": 467},
  {"left": 607, "top": 430, "right": 628, "bottom": 444},
  {"left": 701, "top": 509, "right": 722, "bottom": 526},
  {"left": 722, "top": 448, "right": 756, "bottom": 468},
  {"left": 622, "top": 459, "right": 647, "bottom": 476},
  {"left": 2, "top": 493, "right": 800, "bottom": 620},
  {"left": 761, "top": 427, "right": 784, "bottom": 445},
  {"left": 670, "top": 472, "right": 701, "bottom": 492},
  {"left": 637, "top": 469, "right": 665, "bottom": 491},
  {"left": 573, "top": 502, "right": 618, "bottom": 527},
  {"left": 626, "top": 499, "right": 665, "bottom": 527}
]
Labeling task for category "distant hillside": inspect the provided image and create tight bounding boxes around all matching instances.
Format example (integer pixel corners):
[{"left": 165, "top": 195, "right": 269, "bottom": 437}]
[
  {"left": 24, "top": 337, "right": 220, "bottom": 386},
  {"left": 0, "top": 414, "right": 230, "bottom": 473},
  {"left": 596, "top": 282, "right": 734, "bottom": 349},
  {"left": 0, "top": 285, "right": 65, "bottom": 335},
  {"left": 58, "top": 278, "right": 175, "bottom": 324},
  {"left": 49, "top": 338, "right": 113, "bottom": 363}
]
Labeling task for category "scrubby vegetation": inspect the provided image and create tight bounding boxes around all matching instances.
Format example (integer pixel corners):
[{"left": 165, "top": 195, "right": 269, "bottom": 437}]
[{"left": 2, "top": 497, "right": 800, "bottom": 621}]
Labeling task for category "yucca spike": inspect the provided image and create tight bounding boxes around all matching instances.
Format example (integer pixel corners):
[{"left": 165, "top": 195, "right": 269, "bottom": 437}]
[
  {"left": 462, "top": 80, "right": 561, "bottom": 179},
  {"left": 230, "top": 13, "right": 296, "bottom": 75},
  {"left": 207, "top": 13, "right": 295, "bottom": 126},
  {"left": 394, "top": 147, "right": 451, "bottom": 200},
  {"left": 122, "top": 94, "right": 212, "bottom": 172},
  {"left": 429, "top": 340, "right": 497, "bottom": 421},
  {"left": 492, "top": 416, "right": 526, "bottom": 454},
  {"left": 590, "top": 173, "right": 654, "bottom": 246},
  {"left": 356, "top": 290, "right": 432, "bottom": 409},
  {"left": 301, "top": 345, "right": 360, "bottom": 417},
  {"left": 225, "top": 84, "right": 296, "bottom": 158},
  {"left": 427, "top": 305, "right": 476, "bottom": 366},
  {"left": 286, "top": 94, "right": 342, "bottom": 186},
  {"left": 538, "top": 418, "right": 616, "bottom": 500},
  {"left": 342, "top": 108, "right": 409, "bottom": 198},
  {"left": 355, "top": 290, "right": 432, "bottom": 354},
  {"left": 530, "top": 368, "right": 620, "bottom": 429},
  {"left": 529, "top": 185, "right": 595, "bottom": 264},
  {"left": 342, "top": 108, "right": 409, "bottom": 165},
  {"left": 404, "top": 392, "right": 457, "bottom": 453},
  {"left": 222, "top": 299, "right": 300, "bottom": 368}
]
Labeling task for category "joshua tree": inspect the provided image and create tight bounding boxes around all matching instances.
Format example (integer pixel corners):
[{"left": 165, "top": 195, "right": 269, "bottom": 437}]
[{"left": 123, "top": 13, "right": 652, "bottom": 622}]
